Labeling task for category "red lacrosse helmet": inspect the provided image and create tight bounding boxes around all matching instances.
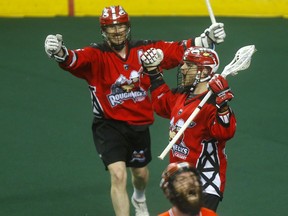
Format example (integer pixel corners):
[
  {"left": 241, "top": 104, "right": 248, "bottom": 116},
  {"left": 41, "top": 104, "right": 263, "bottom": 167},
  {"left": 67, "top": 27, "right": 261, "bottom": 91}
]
[
  {"left": 99, "top": 5, "right": 131, "bottom": 50},
  {"left": 183, "top": 47, "right": 219, "bottom": 74},
  {"left": 160, "top": 162, "right": 199, "bottom": 191},
  {"left": 99, "top": 5, "right": 130, "bottom": 28},
  {"left": 177, "top": 47, "right": 219, "bottom": 89}
]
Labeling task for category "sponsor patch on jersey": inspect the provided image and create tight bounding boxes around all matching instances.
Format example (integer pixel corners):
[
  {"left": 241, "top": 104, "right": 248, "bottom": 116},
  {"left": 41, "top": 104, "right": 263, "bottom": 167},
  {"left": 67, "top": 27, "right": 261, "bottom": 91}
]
[{"left": 172, "top": 143, "right": 190, "bottom": 160}]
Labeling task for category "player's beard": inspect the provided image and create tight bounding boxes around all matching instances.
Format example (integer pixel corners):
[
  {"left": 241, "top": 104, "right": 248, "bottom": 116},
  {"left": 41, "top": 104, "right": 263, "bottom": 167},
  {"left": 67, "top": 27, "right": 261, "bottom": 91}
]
[
  {"left": 173, "top": 194, "right": 201, "bottom": 215},
  {"left": 170, "top": 176, "right": 202, "bottom": 216}
]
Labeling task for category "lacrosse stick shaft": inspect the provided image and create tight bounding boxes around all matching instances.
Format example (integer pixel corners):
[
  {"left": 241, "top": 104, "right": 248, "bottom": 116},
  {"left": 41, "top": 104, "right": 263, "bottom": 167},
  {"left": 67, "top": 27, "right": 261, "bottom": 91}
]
[
  {"left": 205, "top": 0, "right": 216, "bottom": 24},
  {"left": 158, "top": 91, "right": 213, "bottom": 160}
]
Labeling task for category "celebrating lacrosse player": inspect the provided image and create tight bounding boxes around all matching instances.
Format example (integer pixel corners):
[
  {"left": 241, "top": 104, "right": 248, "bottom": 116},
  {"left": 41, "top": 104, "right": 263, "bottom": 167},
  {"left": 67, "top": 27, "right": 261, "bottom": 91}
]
[
  {"left": 44, "top": 5, "right": 226, "bottom": 216},
  {"left": 141, "top": 47, "right": 236, "bottom": 212},
  {"left": 159, "top": 162, "right": 217, "bottom": 216}
]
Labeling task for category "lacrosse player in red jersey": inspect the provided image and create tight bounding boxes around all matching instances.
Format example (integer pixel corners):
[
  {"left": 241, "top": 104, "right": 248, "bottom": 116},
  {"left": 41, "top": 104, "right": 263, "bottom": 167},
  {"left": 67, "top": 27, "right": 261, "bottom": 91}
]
[
  {"left": 159, "top": 162, "right": 217, "bottom": 216},
  {"left": 44, "top": 5, "right": 226, "bottom": 216},
  {"left": 141, "top": 47, "right": 236, "bottom": 212}
]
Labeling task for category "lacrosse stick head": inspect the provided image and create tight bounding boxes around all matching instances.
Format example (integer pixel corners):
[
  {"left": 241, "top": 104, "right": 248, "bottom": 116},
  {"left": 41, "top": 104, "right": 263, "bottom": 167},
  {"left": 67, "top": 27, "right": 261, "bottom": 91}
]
[{"left": 221, "top": 45, "right": 257, "bottom": 78}]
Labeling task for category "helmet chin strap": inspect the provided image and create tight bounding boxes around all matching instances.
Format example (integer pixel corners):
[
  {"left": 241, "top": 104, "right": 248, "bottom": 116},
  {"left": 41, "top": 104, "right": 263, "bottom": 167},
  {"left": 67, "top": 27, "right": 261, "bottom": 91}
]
[
  {"left": 199, "top": 75, "right": 212, "bottom": 83},
  {"left": 189, "top": 70, "right": 212, "bottom": 92},
  {"left": 191, "top": 70, "right": 201, "bottom": 90},
  {"left": 195, "top": 67, "right": 213, "bottom": 84},
  {"left": 195, "top": 71, "right": 201, "bottom": 83}
]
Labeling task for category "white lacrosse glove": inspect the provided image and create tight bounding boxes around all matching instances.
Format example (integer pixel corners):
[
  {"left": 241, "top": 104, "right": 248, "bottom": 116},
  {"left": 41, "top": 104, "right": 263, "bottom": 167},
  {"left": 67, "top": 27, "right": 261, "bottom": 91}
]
[
  {"left": 195, "top": 22, "right": 226, "bottom": 48},
  {"left": 44, "top": 34, "right": 68, "bottom": 62},
  {"left": 141, "top": 48, "right": 164, "bottom": 71},
  {"left": 205, "top": 23, "right": 226, "bottom": 44}
]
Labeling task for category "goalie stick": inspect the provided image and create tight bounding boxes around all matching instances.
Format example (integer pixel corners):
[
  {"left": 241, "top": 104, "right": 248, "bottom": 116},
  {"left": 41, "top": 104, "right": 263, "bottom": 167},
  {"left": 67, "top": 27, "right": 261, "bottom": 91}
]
[{"left": 158, "top": 45, "right": 257, "bottom": 160}]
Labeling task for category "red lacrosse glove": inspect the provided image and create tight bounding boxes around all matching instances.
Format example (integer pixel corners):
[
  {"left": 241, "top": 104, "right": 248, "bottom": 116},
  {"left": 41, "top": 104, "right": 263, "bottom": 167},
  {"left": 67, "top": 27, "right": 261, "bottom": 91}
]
[{"left": 208, "top": 74, "right": 234, "bottom": 108}]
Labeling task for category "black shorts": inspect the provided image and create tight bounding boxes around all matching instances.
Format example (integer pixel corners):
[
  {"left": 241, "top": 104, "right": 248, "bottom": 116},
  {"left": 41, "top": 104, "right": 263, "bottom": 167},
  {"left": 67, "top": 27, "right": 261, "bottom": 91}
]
[
  {"left": 202, "top": 193, "right": 221, "bottom": 212},
  {"left": 92, "top": 118, "right": 152, "bottom": 169}
]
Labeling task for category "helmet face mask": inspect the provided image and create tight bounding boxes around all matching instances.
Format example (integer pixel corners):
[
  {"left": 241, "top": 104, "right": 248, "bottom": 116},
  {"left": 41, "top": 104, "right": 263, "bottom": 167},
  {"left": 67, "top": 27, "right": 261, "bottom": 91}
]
[
  {"left": 101, "top": 24, "right": 130, "bottom": 50},
  {"left": 171, "top": 172, "right": 202, "bottom": 214},
  {"left": 178, "top": 63, "right": 199, "bottom": 88},
  {"left": 99, "top": 5, "right": 131, "bottom": 50},
  {"left": 177, "top": 47, "right": 219, "bottom": 90},
  {"left": 160, "top": 162, "right": 203, "bottom": 215}
]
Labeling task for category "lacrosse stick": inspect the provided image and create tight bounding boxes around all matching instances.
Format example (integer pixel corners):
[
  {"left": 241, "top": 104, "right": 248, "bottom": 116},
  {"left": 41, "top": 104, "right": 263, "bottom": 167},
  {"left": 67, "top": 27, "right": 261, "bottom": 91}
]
[
  {"left": 205, "top": 0, "right": 216, "bottom": 24},
  {"left": 158, "top": 45, "right": 257, "bottom": 160}
]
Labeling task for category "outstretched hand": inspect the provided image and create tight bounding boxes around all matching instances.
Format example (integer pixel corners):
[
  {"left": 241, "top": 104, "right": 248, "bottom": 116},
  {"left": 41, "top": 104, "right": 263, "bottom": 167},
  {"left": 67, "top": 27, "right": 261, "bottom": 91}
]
[
  {"left": 194, "top": 22, "right": 226, "bottom": 48},
  {"left": 45, "top": 34, "right": 63, "bottom": 57},
  {"left": 141, "top": 48, "right": 164, "bottom": 71},
  {"left": 205, "top": 22, "right": 226, "bottom": 44},
  {"left": 44, "top": 34, "right": 68, "bottom": 62}
]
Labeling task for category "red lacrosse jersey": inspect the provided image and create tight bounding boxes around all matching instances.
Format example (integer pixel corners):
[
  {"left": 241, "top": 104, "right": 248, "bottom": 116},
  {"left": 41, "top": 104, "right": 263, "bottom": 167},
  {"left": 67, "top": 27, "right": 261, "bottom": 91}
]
[
  {"left": 151, "top": 83, "right": 236, "bottom": 198},
  {"left": 158, "top": 207, "right": 218, "bottom": 216},
  {"left": 58, "top": 39, "right": 194, "bottom": 126}
]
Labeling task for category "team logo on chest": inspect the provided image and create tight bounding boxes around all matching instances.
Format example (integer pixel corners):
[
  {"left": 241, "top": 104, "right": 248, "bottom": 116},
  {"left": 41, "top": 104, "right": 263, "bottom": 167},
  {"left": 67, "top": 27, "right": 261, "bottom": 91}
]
[
  {"left": 107, "top": 71, "right": 147, "bottom": 107},
  {"left": 169, "top": 118, "right": 195, "bottom": 160}
]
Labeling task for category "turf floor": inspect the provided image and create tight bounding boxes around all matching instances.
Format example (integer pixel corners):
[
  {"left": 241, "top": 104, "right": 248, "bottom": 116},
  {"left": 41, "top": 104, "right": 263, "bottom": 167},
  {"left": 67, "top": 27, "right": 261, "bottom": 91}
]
[{"left": 0, "top": 16, "right": 288, "bottom": 216}]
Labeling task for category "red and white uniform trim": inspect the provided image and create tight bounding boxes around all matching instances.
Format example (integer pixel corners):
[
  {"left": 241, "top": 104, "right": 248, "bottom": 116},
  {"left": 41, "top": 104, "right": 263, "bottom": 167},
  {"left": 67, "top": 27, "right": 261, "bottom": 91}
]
[
  {"left": 58, "top": 39, "right": 194, "bottom": 126},
  {"left": 151, "top": 83, "right": 236, "bottom": 198}
]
